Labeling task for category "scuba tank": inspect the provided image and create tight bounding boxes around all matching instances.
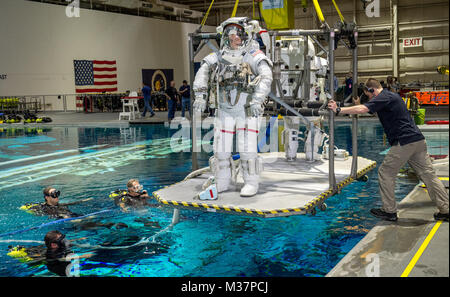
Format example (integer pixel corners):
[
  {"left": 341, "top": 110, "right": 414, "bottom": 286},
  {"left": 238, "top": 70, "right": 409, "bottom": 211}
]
[
  {"left": 23, "top": 110, "right": 38, "bottom": 123},
  {"left": 6, "top": 111, "right": 21, "bottom": 123},
  {"left": 109, "top": 189, "right": 128, "bottom": 199}
]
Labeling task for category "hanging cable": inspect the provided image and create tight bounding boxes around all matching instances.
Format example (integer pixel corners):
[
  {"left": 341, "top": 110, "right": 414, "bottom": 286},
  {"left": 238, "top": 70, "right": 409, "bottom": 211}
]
[
  {"left": 0, "top": 209, "right": 114, "bottom": 238},
  {"left": 332, "top": 0, "right": 345, "bottom": 24},
  {"left": 312, "top": 0, "right": 326, "bottom": 24},
  {"left": 252, "top": 0, "right": 255, "bottom": 19},
  {"left": 231, "top": 0, "right": 239, "bottom": 17},
  {"left": 200, "top": 0, "right": 215, "bottom": 27}
]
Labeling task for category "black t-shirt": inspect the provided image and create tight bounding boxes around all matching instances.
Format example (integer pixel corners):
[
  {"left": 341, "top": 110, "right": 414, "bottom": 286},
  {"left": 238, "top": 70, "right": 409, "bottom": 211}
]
[
  {"left": 179, "top": 85, "right": 190, "bottom": 98},
  {"left": 364, "top": 89, "right": 425, "bottom": 146},
  {"left": 166, "top": 87, "right": 178, "bottom": 101}
]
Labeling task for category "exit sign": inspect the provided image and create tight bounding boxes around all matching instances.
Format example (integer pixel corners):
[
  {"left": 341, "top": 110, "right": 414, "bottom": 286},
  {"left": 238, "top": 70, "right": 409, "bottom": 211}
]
[{"left": 403, "top": 37, "right": 422, "bottom": 48}]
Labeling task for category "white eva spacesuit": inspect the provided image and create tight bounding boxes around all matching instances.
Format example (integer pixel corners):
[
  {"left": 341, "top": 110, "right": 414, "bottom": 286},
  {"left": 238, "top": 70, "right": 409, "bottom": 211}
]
[{"left": 193, "top": 17, "right": 273, "bottom": 197}]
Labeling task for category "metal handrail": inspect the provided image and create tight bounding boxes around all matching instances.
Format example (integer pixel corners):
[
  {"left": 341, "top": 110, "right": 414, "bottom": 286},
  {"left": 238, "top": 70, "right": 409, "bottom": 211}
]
[{"left": 0, "top": 92, "right": 129, "bottom": 113}]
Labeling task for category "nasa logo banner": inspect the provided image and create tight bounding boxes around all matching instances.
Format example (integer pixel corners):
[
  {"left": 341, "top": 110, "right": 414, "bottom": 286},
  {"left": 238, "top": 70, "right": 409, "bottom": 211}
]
[{"left": 142, "top": 69, "right": 174, "bottom": 93}]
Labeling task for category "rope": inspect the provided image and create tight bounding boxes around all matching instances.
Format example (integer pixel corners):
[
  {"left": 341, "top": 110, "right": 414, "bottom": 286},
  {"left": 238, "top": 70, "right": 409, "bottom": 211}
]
[
  {"left": 71, "top": 221, "right": 174, "bottom": 250},
  {"left": 0, "top": 240, "right": 44, "bottom": 244},
  {"left": 0, "top": 209, "right": 114, "bottom": 238},
  {"left": 231, "top": 0, "right": 239, "bottom": 17},
  {"left": 331, "top": 0, "right": 345, "bottom": 24},
  {"left": 312, "top": 0, "right": 325, "bottom": 24},
  {"left": 252, "top": 0, "right": 255, "bottom": 19},
  {"left": 201, "top": 0, "right": 215, "bottom": 27}
]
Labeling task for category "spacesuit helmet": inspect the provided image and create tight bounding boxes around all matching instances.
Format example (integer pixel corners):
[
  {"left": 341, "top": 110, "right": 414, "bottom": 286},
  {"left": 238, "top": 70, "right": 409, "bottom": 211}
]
[{"left": 217, "top": 17, "right": 259, "bottom": 51}]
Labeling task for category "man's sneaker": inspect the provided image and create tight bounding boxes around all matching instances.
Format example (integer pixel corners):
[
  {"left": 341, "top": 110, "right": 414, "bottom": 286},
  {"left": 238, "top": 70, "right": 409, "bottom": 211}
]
[
  {"left": 150, "top": 113, "right": 155, "bottom": 117},
  {"left": 434, "top": 212, "right": 449, "bottom": 222},
  {"left": 370, "top": 208, "right": 398, "bottom": 221}
]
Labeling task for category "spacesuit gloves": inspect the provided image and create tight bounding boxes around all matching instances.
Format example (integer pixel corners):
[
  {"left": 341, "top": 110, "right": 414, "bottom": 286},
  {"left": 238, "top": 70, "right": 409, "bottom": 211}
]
[
  {"left": 193, "top": 96, "right": 207, "bottom": 113},
  {"left": 249, "top": 101, "right": 264, "bottom": 117}
]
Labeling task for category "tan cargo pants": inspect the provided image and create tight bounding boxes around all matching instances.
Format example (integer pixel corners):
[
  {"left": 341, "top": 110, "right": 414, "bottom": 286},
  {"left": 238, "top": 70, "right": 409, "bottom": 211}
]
[{"left": 378, "top": 139, "right": 449, "bottom": 214}]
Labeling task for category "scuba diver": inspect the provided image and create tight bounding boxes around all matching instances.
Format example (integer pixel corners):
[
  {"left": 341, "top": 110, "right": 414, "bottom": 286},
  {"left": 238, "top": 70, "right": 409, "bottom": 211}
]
[
  {"left": 193, "top": 17, "right": 273, "bottom": 197},
  {"left": 110, "top": 179, "right": 159, "bottom": 211},
  {"left": 44, "top": 230, "right": 75, "bottom": 276},
  {"left": 7, "top": 230, "right": 91, "bottom": 276},
  {"left": 23, "top": 186, "right": 127, "bottom": 230},
  {"left": 24, "top": 187, "right": 82, "bottom": 219}
]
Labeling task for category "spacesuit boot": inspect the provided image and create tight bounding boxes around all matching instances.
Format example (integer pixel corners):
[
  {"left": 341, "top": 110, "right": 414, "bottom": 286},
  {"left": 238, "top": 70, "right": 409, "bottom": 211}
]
[
  {"left": 209, "top": 154, "right": 235, "bottom": 193},
  {"left": 305, "top": 127, "right": 326, "bottom": 161},
  {"left": 239, "top": 156, "right": 263, "bottom": 197}
]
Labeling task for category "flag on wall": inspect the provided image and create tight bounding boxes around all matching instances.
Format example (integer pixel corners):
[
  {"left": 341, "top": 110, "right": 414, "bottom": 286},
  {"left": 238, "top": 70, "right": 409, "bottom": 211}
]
[{"left": 74, "top": 60, "right": 118, "bottom": 93}]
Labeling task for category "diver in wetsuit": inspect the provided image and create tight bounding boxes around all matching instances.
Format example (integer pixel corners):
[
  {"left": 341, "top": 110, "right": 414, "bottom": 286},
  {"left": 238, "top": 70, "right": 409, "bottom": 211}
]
[
  {"left": 44, "top": 230, "right": 73, "bottom": 276},
  {"left": 25, "top": 187, "right": 127, "bottom": 230},
  {"left": 112, "top": 179, "right": 158, "bottom": 211},
  {"left": 27, "top": 187, "right": 81, "bottom": 219}
]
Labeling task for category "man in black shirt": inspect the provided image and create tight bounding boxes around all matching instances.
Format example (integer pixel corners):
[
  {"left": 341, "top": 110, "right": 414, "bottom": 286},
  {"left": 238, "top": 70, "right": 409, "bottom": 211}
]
[
  {"left": 328, "top": 78, "right": 448, "bottom": 222},
  {"left": 179, "top": 80, "right": 191, "bottom": 118},
  {"left": 165, "top": 80, "right": 178, "bottom": 121}
]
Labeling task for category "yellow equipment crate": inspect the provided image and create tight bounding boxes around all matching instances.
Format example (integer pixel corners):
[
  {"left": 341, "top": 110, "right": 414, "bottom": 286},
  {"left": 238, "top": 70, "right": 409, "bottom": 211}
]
[{"left": 259, "top": 0, "right": 295, "bottom": 30}]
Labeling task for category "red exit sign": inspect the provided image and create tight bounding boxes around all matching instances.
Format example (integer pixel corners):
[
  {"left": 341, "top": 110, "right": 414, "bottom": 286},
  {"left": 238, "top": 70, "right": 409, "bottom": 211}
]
[{"left": 403, "top": 37, "right": 422, "bottom": 48}]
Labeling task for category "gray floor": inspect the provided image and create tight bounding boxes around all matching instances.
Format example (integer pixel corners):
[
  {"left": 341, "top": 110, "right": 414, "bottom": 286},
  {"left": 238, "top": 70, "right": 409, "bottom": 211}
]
[{"left": 327, "top": 159, "right": 449, "bottom": 277}]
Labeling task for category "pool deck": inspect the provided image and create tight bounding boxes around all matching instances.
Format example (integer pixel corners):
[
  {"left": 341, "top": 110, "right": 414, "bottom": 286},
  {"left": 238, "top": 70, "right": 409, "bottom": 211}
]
[
  {"left": 327, "top": 158, "right": 449, "bottom": 277},
  {"left": 0, "top": 105, "right": 447, "bottom": 127}
]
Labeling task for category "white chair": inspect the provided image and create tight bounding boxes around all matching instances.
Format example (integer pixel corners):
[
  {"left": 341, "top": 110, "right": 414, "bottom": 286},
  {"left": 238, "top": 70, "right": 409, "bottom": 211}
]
[{"left": 119, "top": 92, "right": 140, "bottom": 121}]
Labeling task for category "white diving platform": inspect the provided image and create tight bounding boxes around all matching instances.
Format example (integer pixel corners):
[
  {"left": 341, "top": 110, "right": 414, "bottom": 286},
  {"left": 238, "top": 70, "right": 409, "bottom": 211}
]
[{"left": 153, "top": 152, "right": 377, "bottom": 218}]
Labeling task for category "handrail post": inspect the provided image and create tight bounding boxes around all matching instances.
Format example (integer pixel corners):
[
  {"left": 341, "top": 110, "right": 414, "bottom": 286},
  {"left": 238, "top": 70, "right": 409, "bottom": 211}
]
[
  {"left": 350, "top": 30, "right": 359, "bottom": 179},
  {"left": 328, "top": 30, "right": 337, "bottom": 192},
  {"left": 189, "top": 34, "right": 199, "bottom": 172}
]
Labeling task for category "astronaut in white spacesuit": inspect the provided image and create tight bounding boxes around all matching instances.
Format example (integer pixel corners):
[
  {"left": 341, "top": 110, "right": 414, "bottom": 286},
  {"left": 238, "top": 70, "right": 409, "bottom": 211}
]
[{"left": 193, "top": 17, "right": 273, "bottom": 197}]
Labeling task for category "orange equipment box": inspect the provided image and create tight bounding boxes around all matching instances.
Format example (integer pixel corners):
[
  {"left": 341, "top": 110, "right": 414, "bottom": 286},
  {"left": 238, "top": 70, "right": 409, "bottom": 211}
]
[{"left": 415, "top": 91, "right": 449, "bottom": 105}]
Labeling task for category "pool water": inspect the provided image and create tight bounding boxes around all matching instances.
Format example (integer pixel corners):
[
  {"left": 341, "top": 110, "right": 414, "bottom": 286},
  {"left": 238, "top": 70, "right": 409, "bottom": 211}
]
[{"left": 0, "top": 121, "right": 447, "bottom": 277}]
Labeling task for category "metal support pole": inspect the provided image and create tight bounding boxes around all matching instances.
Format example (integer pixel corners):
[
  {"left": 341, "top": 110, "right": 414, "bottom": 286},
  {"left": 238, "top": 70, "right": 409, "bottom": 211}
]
[
  {"left": 328, "top": 31, "right": 337, "bottom": 191},
  {"left": 308, "top": 121, "right": 315, "bottom": 162},
  {"left": 392, "top": 0, "right": 399, "bottom": 78},
  {"left": 272, "top": 36, "right": 280, "bottom": 114},
  {"left": 171, "top": 208, "right": 180, "bottom": 225},
  {"left": 269, "top": 29, "right": 325, "bottom": 37},
  {"left": 350, "top": 31, "right": 359, "bottom": 178},
  {"left": 302, "top": 37, "right": 310, "bottom": 102},
  {"left": 270, "top": 33, "right": 276, "bottom": 62},
  {"left": 189, "top": 34, "right": 199, "bottom": 172},
  {"left": 63, "top": 95, "right": 67, "bottom": 112}
]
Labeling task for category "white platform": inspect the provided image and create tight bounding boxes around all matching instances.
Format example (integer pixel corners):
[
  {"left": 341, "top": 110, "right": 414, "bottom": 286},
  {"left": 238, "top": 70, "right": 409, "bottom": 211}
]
[{"left": 153, "top": 152, "right": 377, "bottom": 218}]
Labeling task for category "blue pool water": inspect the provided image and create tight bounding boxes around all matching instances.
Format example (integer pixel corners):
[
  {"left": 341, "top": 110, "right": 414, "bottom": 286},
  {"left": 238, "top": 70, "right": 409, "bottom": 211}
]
[{"left": 0, "top": 121, "right": 447, "bottom": 277}]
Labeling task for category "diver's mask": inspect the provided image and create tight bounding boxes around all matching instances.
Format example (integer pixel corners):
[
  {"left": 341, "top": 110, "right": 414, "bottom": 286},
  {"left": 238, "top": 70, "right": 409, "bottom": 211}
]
[
  {"left": 133, "top": 184, "right": 144, "bottom": 193},
  {"left": 53, "top": 234, "right": 70, "bottom": 249},
  {"left": 50, "top": 190, "right": 60, "bottom": 198}
]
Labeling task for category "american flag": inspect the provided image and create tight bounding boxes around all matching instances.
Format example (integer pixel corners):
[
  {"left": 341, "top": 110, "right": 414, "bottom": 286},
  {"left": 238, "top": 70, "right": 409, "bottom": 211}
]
[{"left": 74, "top": 60, "right": 118, "bottom": 93}]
